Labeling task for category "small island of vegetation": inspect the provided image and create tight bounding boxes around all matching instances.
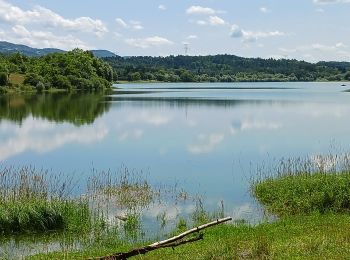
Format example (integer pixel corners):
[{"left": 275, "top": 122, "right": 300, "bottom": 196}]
[{"left": 0, "top": 49, "right": 113, "bottom": 93}]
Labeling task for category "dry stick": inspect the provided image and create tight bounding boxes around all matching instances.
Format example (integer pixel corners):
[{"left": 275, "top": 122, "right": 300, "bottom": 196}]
[{"left": 92, "top": 217, "right": 232, "bottom": 260}]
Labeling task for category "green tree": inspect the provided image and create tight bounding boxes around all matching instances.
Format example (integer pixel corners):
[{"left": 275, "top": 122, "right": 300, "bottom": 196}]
[{"left": 0, "top": 72, "right": 8, "bottom": 86}]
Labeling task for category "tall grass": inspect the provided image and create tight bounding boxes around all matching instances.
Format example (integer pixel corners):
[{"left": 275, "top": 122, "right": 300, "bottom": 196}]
[
  {"left": 0, "top": 166, "right": 89, "bottom": 234},
  {"left": 252, "top": 153, "right": 350, "bottom": 216}
]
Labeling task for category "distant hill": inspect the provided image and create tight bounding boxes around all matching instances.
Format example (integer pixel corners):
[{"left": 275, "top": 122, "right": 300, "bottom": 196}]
[
  {"left": 90, "top": 50, "right": 116, "bottom": 58},
  {"left": 0, "top": 41, "right": 64, "bottom": 56},
  {"left": 0, "top": 41, "right": 116, "bottom": 58}
]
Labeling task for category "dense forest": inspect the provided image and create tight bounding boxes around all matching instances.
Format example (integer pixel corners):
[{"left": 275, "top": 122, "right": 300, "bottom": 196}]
[
  {"left": 0, "top": 49, "right": 113, "bottom": 93},
  {"left": 104, "top": 55, "right": 350, "bottom": 83}
]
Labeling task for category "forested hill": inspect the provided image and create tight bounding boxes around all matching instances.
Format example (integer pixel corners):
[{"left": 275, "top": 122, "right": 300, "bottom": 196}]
[
  {"left": 0, "top": 41, "right": 116, "bottom": 58},
  {"left": 104, "top": 55, "right": 350, "bottom": 82}
]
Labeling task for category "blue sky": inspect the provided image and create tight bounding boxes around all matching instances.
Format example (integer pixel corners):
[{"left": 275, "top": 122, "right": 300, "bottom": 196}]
[{"left": 0, "top": 0, "right": 349, "bottom": 61}]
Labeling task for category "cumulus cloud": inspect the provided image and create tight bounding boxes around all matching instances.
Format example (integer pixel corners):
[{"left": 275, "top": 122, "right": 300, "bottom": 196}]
[
  {"left": 188, "top": 133, "right": 224, "bottom": 154},
  {"left": 125, "top": 36, "right": 173, "bottom": 49},
  {"left": 8, "top": 25, "right": 91, "bottom": 50},
  {"left": 194, "top": 16, "right": 226, "bottom": 26},
  {"left": 313, "top": 0, "right": 350, "bottom": 4},
  {"left": 186, "top": 5, "right": 217, "bottom": 15},
  {"left": 116, "top": 18, "right": 143, "bottom": 30},
  {"left": 0, "top": 0, "right": 108, "bottom": 36},
  {"left": 230, "top": 24, "right": 285, "bottom": 42},
  {"left": 208, "top": 16, "right": 226, "bottom": 26}
]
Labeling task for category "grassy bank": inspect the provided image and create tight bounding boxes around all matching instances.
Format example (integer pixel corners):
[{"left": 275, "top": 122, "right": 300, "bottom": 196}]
[
  {"left": 253, "top": 172, "right": 350, "bottom": 216},
  {"left": 29, "top": 213, "right": 350, "bottom": 259},
  {"left": 0, "top": 167, "right": 90, "bottom": 234},
  {"left": 28, "top": 162, "right": 350, "bottom": 259}
]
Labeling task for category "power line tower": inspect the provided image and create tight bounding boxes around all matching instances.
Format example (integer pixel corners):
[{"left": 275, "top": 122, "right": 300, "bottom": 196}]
[{"left": 184, "top": 43, "right": 189, "bottom": 55}]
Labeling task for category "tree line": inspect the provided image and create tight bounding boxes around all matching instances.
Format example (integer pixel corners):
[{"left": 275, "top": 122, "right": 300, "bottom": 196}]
[{"left": 103, "top": 54, "right": 350, "bottom": 83}]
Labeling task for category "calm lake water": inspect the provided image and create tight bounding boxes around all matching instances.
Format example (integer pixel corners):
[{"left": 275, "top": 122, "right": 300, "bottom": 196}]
[{"left": 1, "top": 82, "right": 350, "bottom": 255}]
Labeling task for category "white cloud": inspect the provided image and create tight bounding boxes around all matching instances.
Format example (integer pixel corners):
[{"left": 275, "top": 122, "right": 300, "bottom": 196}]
[
  {"left": 158, "top": 4, "right": 167, "bottom": 10},
  {"left": 230, "top": 24, "right": 244, "bottom": 38},
  {"left": 8, "top": 25, "right": 91, "bottom": 50},
  {"left": 116, "top": 18, "right": 143, "bottom": 30},
  {"left": 208, "top": 16, "right": 226, "bottom": 26},
  {"left": 0, "top": 0, "right": 108, "bottom": 36},
  {"left": 125, "top": 36, "right": 173, "bottom": 49},
  {"left": 230, "top": 24, "right": 285, "bottom": 42},
  {"left": 188, "top": 133, "right": 224, "bottom": 154},
  {"left": 116, "top": 18, "right": 128, "bottom": 28},
  {"left": 313, "top": 0, "right": 350, "bottom": 4},
  {"left": 260, "top": 7, "right": 271, "bottom": 13},
  {"left": 186, "top": 5, "right": 216, "bottom": 15}
]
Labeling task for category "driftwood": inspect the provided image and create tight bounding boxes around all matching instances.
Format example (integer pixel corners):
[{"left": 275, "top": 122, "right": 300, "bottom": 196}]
[{"left": 91, "top": 216, "right": 232, "bottom": 260}]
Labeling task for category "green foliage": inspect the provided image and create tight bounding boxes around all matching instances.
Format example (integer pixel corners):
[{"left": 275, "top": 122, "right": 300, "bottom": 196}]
[
  {"left": 0, "top": 72, "right": 7, "bottom": 86},
  {"left": 104, "top": 55, "right": 350, "bottom": 83},
  {"left": 344, "top": 71, "right": 350, "bottom": 81},
  {"left": 0, "top": 49, "right": 113, "bottom": 92},
  {"left": 253, "top": 172, "right": 350, "bottom": 216},
  {"left": 23, "top": 73, "right": 44, "bottom": 86}
]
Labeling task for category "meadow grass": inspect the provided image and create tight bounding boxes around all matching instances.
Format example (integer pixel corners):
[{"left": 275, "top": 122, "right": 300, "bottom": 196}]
[
  {"left": 9, "top": 73, "right": 25, "bottom": 85},
  {"left": 28, "top": 213, "right": 350, "bottom": 259}
]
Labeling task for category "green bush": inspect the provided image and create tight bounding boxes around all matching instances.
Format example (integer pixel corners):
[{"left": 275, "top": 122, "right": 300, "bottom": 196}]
[{"left": 24, "top": 73, "right": 45, "bottom": 86}]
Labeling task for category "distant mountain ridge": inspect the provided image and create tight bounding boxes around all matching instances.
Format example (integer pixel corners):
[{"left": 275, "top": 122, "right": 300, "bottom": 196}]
[{"left": 0, "top": 41, "right": 116, "bottom": 58}]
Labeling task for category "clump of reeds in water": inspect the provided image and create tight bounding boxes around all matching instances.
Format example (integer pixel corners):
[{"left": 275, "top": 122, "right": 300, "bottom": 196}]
[
  {"left": 88, "top": 167, "right": 154, "bottom": 211},
  {"left": 252, "top": 153, "right": 350, "bottom": 216},
  {"left": 0, "top": 166, "right": 90, "bottom": 234}
]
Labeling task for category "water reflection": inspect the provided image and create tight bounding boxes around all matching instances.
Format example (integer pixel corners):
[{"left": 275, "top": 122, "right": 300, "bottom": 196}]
[
  {"left": 0, "top": 92, "right": 111, "bottom": 125},
  {"left": 0, "top": 118, "right": 108, "bottom": 161}
]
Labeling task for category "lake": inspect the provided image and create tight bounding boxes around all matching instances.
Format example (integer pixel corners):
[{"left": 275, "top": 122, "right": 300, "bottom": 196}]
[{"left": 1, "top": 82, "right": 350, "bottom": 255}]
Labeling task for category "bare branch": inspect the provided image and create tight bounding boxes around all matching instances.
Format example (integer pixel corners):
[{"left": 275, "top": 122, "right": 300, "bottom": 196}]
[{"left": 91, "top": 217, "right": 232, "bottom": 260}]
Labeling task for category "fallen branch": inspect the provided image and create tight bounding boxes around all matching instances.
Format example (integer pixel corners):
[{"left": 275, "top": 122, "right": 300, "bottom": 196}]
[{"left": 91, "top": 216, "right": 232, "bottom": 260}]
